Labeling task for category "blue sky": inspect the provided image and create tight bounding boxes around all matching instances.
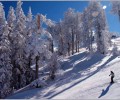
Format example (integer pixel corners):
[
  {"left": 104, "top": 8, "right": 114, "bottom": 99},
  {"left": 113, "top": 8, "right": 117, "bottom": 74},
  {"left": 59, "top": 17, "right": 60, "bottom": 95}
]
[{"left": 1, "top": 1, "right": 120, "bottom": 33}]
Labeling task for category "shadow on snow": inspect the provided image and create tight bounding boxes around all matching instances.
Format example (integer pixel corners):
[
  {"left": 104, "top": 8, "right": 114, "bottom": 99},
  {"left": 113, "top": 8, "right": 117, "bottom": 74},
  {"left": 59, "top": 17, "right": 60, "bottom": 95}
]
[
  {"left": 7, "top": 51, "right": 118, "bottom": 99},
  {"left": 98, "top": 83, "right": 113, "bottom": 98},
  {"left": 46, "top": 52, "right": 117, "bottom": 99}
]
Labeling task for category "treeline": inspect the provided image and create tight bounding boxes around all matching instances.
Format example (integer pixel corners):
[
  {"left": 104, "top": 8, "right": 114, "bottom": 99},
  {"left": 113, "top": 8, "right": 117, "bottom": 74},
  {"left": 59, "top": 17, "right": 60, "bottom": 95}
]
[
  {"left": 47, "top": 1, "right": 111, "bottom": 56},
  {"left": 0, "top": 1, "right": 59, "bottom": 98}
]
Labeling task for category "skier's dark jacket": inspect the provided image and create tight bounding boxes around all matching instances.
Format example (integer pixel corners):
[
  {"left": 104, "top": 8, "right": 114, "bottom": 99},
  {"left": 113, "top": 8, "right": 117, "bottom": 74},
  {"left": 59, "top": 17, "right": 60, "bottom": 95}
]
[{"left": 109, "top": 71, "right": 114, "bottom": 77}]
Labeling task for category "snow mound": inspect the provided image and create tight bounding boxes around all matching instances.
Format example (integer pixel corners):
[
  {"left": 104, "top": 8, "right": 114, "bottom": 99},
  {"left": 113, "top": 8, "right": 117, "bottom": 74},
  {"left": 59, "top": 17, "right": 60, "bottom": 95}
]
[{"left": 30, "top": 78, "right": 48, "bottom": 88}]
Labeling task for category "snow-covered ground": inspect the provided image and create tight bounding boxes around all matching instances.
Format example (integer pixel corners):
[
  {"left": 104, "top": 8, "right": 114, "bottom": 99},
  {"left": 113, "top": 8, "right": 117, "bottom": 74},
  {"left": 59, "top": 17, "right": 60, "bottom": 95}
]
[{"left": 7, "top": 38, "right": 120, "bottom": 99}]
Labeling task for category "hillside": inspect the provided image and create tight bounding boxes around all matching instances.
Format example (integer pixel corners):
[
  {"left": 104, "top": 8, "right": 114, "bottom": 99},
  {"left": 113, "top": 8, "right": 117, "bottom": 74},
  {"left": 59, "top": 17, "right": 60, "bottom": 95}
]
[{"left": 7, "top": 38, "right": 120, "bottom": 99}]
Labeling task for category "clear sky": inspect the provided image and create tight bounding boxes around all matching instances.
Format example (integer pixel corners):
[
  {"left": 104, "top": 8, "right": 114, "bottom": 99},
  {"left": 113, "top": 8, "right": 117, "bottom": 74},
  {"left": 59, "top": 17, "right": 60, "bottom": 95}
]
[{"left": 1, "top": 1, "right": 120, "bottom": 33}]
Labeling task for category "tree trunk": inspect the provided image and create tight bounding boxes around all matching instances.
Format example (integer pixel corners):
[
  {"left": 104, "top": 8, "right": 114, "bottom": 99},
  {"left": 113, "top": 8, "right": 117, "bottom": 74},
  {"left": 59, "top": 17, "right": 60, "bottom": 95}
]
[
  {"left": 90, "top": 30, "right": 93, "bottom": 52},
  {"left": 28, "top": 54, "right": 31, "bottom": 68},
  {"left": 61, "top": 37, "right": 64, "bottom": 55},
  {"left": 78, "top": 41, "right": 79, "bottom": 52},
  {"left": 35, "top": 56, "right": 39, "bottom": 79},
  {"left": 68, "top": 43, "right": 70, "bottom": 56},
  {"left": 51, "top": 41, "right": 54, "bottom": 53},
  {"left": 97, "top": 22, "right": 104, "bottom": 54},
  {"left": 76, "top": 40, "right": 77, "bottom": 53},
  {"left": 50, "top": 40, "right": 54, "bottom": 53},
  {"left": 72, "top": 29, "right": 74, "bottom": 55}
]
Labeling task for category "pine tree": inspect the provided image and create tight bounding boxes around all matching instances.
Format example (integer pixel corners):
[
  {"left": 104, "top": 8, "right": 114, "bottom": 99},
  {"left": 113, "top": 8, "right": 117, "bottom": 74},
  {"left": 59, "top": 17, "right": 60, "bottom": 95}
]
[
  {"left": 25, "top": 7, "right": 33, "bottom": 68},
  {"left": 0, "top": 2, "right": 13, "bottom": 98},
  {"left": 48, "top": 52, "right": 61, "bottom": 80},
  {"left": 7, "top": 6, "right": 16, "bottom": 28},
  {"left": 9, "top": 0, "right": 27, "bottom": 89}
]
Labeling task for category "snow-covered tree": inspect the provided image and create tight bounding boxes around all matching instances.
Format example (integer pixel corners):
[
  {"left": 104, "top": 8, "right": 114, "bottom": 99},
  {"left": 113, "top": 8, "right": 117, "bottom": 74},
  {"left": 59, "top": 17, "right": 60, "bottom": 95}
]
[
  {"left": 27, "top": 14, "right": 52, "bottom": 79},
  {"left": 7, "top": 6, "right": 16, "bottom": 29},
  {"left": 25, "top": 7, "right": 34, "bottom": 68},
  {"left": 16, "top": 1, "right": 26, "bottom": 23},
  {"left": 47, "top": 21, "right": 66, "bottom": 56},
  {"left": 97, "top": 8, "right": 111, "bottom": 54},
  {"left": 56, "top": 21, "right": 66, "bottom": 55},
  {"left": 19, "top": 7, "right": 39, "bottom": 86},
  {"left": 74, "top": 12, "right": 83, "bottom": 53},
  {"left": 82, "top": 6, "right": 95, "bottom": 53},
  {"left": 40, "top": 14, "right": 55, "bottom": 53},
  {"left": 7, "top": 6, "right": 16, "bottom": 64},
  {"left": 85, "top": 1, "right": 111, "bottom": 54},
  {"left": 47, "top": 8, "right": 84, "bottom": 56},
  {"left": 48, "top": 52, "right": 61, "bottom": 80},
  {"left": 64, "top": 8, "right": 76, "bottom": 55},
  {"left": 0, "top": 2, "right": 5, "bottom": 26},
  {"left": 111, "top": 1, "right": 120, "bottom": 21},
  {"left": 7, "top": 0, "right": 28, "bottom": 89},
  {"left": 0, "top": 2, "right": 13, "bottom": 98}
]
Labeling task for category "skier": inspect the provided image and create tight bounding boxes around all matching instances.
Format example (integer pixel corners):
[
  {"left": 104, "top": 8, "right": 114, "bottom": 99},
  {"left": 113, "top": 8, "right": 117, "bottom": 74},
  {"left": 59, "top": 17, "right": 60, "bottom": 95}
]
[{"left": 109, "top": 71, "right": 115, "bottom": 83}]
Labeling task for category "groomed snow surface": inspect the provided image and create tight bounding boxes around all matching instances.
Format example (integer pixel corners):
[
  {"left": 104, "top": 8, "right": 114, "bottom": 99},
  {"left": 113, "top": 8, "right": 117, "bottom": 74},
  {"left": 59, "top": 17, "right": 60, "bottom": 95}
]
[{"left": 7, "top": 38, "right": 120, "bottom": 99}]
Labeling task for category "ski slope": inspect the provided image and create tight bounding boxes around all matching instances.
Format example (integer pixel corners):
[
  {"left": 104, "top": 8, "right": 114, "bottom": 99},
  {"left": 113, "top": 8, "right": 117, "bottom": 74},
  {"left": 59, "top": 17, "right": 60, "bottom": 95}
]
[
  {"left": 7, "top": 38, "right": 120, "bottom": 99},
  {"left": 52, "top": 57, "right": 120, "bottom": 99}
]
